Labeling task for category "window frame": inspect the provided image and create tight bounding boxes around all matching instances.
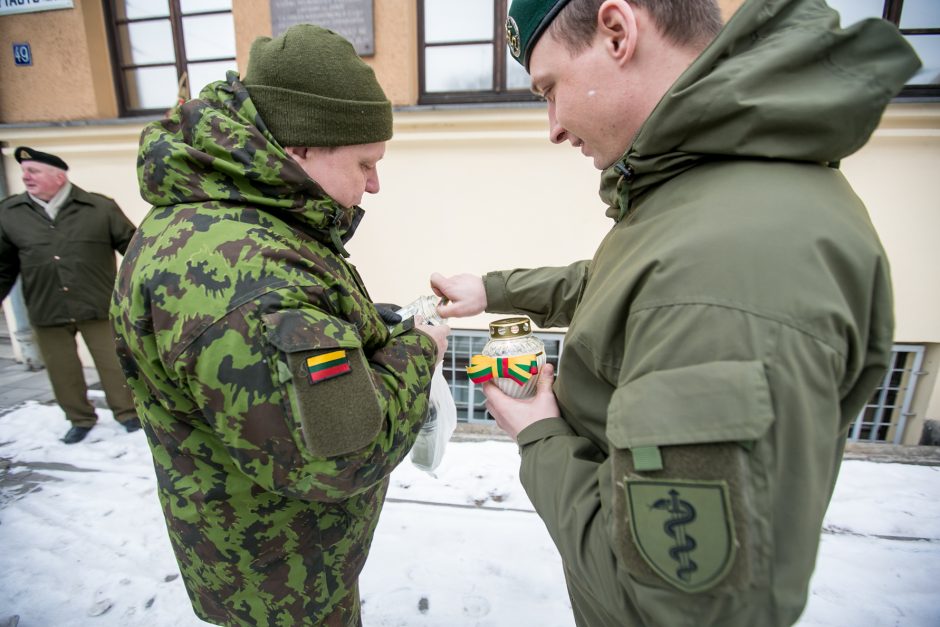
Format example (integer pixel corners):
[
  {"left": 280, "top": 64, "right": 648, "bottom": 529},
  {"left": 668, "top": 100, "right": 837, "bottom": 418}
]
[
  {"left": 103, "top": 0, "right": 236, "bottom": 117},
  {"left": 880, "top": 0, "right": 938, "bottom": 98},
  {"left": 417, "top": 0, "right": 539, "bottom": 106}
]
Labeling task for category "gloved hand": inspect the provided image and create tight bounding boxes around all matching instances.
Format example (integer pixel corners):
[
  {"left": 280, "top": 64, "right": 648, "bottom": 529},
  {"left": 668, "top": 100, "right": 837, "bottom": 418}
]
[{"left": 374, "top": 303, "right": 403, "bottom": 326}]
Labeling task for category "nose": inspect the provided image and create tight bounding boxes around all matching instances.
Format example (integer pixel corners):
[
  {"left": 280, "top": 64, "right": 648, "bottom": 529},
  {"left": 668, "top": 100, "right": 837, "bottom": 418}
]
[
  {"left": 547, "top": 101, "right": 567, "bottom": 145},
  {"left": 365, "top": 169, "right": 380, "bottom": 195}
]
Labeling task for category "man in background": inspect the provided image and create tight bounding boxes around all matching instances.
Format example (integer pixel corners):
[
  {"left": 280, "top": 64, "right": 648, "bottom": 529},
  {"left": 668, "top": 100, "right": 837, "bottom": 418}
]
[{"left": 0, "top": 147, "right": 139, "bottom": 444}]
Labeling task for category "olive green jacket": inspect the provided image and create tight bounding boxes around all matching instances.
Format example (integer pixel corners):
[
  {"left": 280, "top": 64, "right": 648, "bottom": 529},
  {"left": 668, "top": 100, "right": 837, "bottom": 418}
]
[
  {"left": 483, "top": 1, "right": 919, "bottom": 625},
  {"left": 0, "top": 185, "right": 135, "bottom": 326},
  {"left": 111, "top": 73, "right": 436, "bottom": 626}
]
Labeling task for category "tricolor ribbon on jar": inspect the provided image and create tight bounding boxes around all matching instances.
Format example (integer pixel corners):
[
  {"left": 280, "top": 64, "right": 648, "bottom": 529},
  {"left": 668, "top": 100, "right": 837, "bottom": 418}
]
[{"left": 466, "top": 353, "right": 540, "bottom": 386}]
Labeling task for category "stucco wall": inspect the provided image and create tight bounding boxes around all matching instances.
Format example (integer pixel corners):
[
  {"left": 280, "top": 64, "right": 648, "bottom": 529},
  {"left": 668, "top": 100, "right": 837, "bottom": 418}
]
[
  {"left": 0, "top": 0, "right": 115, "bottom": 122},
  {"left": 1, "top": 102, "right": 939, "bottom": 439},
  {"left": 841, "top": 104, "right": 940, "bottom": 345},
  {"left": 2, "top": 103, "right": 936, "bottom": 336}
]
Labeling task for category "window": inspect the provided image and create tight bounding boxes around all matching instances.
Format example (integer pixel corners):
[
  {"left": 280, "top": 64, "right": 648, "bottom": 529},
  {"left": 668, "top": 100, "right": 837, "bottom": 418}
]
[
  {"left": 828, "top": 0, "right": 939, "bottom": 97},
  {"left": 418, "top": 0, "right": 538, "bottom": 105},
  {"left": 104, "top": 0, "right": 237, "bottom": 116},
  {"left": 442, "top": 329, "right": 563, "bottom": 423},
  {"left": 849, "top": 345, "right": 926, "bottom": 444}
]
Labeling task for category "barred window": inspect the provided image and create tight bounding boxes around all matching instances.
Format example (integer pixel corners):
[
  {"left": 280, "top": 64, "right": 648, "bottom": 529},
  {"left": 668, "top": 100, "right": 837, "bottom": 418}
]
[{"left": 849, "top": 345, "right": 927, "bottom": 444}]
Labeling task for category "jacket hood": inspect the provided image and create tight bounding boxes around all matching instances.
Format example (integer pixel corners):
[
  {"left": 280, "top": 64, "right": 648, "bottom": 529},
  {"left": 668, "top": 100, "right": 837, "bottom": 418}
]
[
  {"left": 600, "top": 0, "right": 921, "bottom": 219},
  {"left": 137, "top": 71, "right": 362, "bottom": 256}
]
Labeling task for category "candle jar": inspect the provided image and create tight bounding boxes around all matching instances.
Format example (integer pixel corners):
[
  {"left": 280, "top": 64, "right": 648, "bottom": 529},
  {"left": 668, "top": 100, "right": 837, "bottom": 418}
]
[{"left": 475, "top": 317, "right": 546, "bottom": 399}]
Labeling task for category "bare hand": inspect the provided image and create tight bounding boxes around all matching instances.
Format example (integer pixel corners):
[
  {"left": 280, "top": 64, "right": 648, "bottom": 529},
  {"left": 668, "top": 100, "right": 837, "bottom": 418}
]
[
  {"left": 483, "top": 363, "right": 558, "bottom": 441},
  {"left": 430, "top": 272, "right": 486, "bottom": 319},
  {"left": 415, "top": 322, "right": 450, "bottom": 365}
]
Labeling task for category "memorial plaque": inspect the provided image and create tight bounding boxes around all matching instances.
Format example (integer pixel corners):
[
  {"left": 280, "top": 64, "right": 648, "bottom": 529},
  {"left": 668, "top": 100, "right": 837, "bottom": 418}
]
[{"left": 270, "top": 0, "right": 374, "bottom": 56}]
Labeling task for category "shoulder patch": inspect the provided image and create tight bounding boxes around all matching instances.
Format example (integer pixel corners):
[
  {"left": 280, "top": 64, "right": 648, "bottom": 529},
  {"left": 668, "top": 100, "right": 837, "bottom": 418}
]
[
  {"left": 625, "top": 478, "right": 737, "bottom": 593},
  {"left": 306, "top": 349, "right": 351, "bottom": 384}
]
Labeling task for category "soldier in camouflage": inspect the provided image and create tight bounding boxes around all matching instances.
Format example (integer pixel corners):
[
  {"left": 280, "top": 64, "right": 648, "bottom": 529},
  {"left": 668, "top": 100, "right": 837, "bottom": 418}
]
[{"left": 110, "top": 24, "right": 449, "bottom": 626}]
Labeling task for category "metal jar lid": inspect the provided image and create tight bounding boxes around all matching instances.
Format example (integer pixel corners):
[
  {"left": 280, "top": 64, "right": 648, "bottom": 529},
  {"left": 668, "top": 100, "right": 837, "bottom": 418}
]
[{"left": 488, "top": 317, "right": 532, "bottom": 339}]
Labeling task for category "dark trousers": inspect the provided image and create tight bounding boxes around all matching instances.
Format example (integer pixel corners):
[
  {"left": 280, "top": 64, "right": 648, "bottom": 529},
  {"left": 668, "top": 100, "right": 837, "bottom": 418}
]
[{"left": 32, "top": 319, "right": 137, "bottom": 427}]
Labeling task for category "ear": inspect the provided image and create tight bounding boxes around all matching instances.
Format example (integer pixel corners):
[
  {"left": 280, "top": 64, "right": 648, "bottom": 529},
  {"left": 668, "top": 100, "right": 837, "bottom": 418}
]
[
  {"left": 597, "top": 0, "right": 637, "bottom": 65},
  {"left": 284, "top": 146, "right": 309, "bottom": 164}
]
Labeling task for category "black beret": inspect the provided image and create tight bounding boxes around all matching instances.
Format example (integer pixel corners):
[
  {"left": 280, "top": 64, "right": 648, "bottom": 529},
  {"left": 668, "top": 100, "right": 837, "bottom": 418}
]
[{"left": 14, "top": 146, "right": 68, "bottom": 171}]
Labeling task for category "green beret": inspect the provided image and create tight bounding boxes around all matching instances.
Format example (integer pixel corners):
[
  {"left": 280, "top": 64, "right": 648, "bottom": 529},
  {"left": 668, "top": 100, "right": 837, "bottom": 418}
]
[
  {"left": 506, "top": 0, "right": 574, "bottom": 70},
  {"left": 14, "top": 146, "right": 68, "bottom": 171}
]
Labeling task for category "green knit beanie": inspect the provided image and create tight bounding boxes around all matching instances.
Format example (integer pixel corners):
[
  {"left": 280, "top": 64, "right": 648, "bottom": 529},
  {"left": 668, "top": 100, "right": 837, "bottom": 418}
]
[{"left": 243, "top": 24, "right": 392, "bottom": 147}]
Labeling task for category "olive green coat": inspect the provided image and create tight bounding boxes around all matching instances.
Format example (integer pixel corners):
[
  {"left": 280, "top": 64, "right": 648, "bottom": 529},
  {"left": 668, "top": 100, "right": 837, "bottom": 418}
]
[
  {"left": 0, "top": 185, "right": 135, "bottom": 326},
  {"left": 483, "top": 1, "right": 920, "bottom": 625}
]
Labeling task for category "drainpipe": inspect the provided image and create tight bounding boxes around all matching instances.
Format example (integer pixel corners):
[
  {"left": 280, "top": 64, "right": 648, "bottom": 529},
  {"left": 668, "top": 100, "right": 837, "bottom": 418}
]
[{"left": 0, "top": 147, "right": 44, "bottom": 371}]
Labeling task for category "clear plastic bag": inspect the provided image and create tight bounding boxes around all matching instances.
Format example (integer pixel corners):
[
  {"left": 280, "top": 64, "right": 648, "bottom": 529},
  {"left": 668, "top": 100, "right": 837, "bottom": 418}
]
[
  {"left": 394, "top": 296, "right": 457, "bottom": 474},
  {"left": 410, "top": 362, "right": 458, "bottom": 474}
]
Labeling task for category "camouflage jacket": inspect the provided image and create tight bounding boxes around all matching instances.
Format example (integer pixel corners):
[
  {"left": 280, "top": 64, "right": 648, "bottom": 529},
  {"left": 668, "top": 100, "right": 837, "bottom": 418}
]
[{"left": 111, "top": 72, "right": 436, "bottom": 626}]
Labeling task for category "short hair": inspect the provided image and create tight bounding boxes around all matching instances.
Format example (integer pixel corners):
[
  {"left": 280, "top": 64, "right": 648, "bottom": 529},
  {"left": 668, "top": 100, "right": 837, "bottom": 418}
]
[{"left": 548, "top": 0, "right": 723, "bottom": 56}]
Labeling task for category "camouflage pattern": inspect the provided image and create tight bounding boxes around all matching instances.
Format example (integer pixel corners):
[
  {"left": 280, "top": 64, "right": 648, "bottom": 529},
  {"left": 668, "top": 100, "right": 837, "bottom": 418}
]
[{"left": 110, "top": 71, "right": 436, "bottom": 626}]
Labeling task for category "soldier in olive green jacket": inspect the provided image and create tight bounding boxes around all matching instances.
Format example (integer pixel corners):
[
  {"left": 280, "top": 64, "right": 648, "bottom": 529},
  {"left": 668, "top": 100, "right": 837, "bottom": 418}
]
[
  {"left": 0, "top": 147, "right": 139, "bottom": 443},
  {"left": 433, "top": 0, "right": 920, "bottom": 625},
  {"left": 111, "top": 25, "right": 448, "bottom": 626}
]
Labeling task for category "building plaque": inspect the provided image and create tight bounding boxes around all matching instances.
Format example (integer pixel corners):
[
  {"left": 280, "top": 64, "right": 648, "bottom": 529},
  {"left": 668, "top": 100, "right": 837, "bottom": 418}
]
[
  {"left": 270, "top": 0, "right": 374, "bottom": 56},
  {"left": 0, "top": 0, "right": 74, "bottom": 17}
]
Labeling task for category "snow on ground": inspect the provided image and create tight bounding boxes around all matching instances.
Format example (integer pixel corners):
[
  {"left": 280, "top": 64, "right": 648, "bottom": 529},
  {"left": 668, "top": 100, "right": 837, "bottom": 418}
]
[{"left": 1, "top": 402, "right": 938, "bottom": 627}]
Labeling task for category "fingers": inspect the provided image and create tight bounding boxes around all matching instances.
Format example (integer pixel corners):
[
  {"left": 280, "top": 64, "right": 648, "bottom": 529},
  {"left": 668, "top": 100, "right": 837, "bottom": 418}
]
[
  {"left": 537, "top": 362, "right": 555, "bottom": 392},
  {"left": 429, "top": 273, "right": 487, "bottom": 318},
  {"left": 430, "top": 272, "right": 446, "bottom": 297},
  {"left": 416, "top": 322, "right": 451, "bottom": 364},
  {"left": 481, "top": 380, "right": 507, "bottom": 424}
]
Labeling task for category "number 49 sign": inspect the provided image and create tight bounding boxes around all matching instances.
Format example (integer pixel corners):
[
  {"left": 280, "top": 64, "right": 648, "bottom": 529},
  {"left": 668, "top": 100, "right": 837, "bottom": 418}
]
[{"left": 13, "top": 42, "right": 32, "bottom": 67}]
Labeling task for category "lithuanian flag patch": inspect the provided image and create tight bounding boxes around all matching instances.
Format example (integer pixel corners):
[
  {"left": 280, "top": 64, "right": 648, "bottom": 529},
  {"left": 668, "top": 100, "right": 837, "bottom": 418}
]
[{"left": 306, "top": 350, "right": 351, "bottom": 384}]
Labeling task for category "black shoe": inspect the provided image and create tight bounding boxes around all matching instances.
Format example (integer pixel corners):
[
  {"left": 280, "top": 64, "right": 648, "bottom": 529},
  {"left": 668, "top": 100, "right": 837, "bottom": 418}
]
[
  {"left": 122, "top": 417, "right": 142, "bottom": 433},
  {"left": 62, "top": 426, "right": 93, "bottom": 444}
]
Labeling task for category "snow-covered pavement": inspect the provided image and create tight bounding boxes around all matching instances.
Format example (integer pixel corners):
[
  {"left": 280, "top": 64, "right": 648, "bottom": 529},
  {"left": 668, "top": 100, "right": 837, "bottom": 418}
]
[{"left": 1, "top": 402, "right": 938, "bottom": 627}]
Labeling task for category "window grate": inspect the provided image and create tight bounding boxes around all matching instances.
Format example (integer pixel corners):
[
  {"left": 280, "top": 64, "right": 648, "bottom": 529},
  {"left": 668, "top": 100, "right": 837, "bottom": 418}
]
[
  {"left": 848, "top": 344, "right": 926, "bottom": 444},
  {"left": 444, "top": 331, "right": 925, "bottom": 442}
]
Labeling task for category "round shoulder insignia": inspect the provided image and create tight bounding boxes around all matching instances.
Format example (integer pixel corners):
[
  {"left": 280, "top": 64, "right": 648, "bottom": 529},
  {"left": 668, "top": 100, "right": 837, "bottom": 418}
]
[{"left": 506, "top": 16, "right": 521, "bottom": 59}]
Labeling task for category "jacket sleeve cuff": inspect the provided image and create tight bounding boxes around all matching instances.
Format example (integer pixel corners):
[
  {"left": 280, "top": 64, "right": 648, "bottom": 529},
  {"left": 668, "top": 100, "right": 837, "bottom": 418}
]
[
  {"left": 516, "top": 417, "right": 574, "bottom": 447},
  {"left": 483, "top": 271, "right": 511, "bottom": 312},
  {"left": 411, "top": 327, "right": 440, "bottom": 364}
]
